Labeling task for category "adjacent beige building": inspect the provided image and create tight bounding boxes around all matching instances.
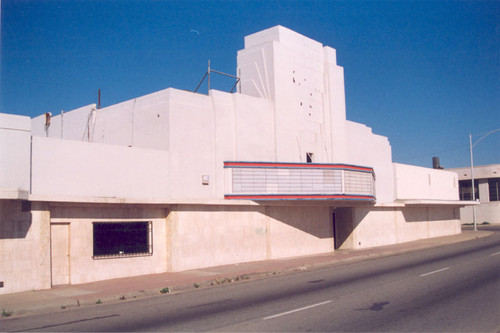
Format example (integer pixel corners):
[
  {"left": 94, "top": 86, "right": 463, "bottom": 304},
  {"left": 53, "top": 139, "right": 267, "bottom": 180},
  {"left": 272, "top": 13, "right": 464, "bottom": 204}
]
[
  {"left": 449, "top": 164, "right": 500, "bottom": 224},
  {"left": 0, "top": 26, "right": 469, "bottom": 295}
]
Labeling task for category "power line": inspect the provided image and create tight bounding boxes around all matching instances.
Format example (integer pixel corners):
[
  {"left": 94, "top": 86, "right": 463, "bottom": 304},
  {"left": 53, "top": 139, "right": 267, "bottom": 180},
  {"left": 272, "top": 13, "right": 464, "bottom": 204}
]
[{"left": 396, "top": 144, "right": 469, "bottom": 162}]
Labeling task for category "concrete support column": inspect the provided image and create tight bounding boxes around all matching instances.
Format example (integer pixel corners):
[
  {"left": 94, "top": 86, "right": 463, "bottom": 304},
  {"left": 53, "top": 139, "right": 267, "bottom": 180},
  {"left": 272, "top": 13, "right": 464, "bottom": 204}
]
[{"left": 478, "top": 179, "right": 489, "bottom": 203}]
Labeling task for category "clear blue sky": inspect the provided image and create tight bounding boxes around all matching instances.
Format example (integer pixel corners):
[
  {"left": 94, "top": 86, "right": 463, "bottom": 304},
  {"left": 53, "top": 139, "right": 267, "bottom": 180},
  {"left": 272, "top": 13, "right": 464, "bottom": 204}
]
[{"left": 1, "top": 0, "right": 499, "bottom": 168}]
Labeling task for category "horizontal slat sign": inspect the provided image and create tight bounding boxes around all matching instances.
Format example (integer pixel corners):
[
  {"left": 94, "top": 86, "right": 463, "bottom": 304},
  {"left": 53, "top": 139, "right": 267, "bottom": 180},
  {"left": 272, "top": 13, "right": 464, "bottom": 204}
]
[{"left": 224, "top": 161, "right": 375, "bottom": 202}]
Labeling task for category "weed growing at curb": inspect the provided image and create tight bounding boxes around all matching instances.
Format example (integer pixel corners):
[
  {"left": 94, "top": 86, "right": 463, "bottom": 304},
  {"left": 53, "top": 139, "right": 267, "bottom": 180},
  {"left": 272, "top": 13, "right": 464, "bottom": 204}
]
[
  {"left": 159, "top": 287, "right": 170, "bottom": 294},
  {"left": 96, "top": 299, "right": 103, "bottom": 304},
  {"left": 2, "top": 309, "right": 13, "bottom": 317},
  {"left": 463, "top": 221, "right": 490, "bottom": 225}
]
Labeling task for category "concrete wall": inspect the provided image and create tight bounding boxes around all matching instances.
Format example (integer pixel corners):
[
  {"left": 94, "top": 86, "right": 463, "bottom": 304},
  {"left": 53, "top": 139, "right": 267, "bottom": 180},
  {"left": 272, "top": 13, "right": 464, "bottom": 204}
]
[
  {"left": 49, "top": 204, "right": 168, "bottom": 284},
  {"left": 451, "top": 164, "right": 500, "bottom": 182},
  {"left": 168, "top": 204, "right": 333, "bottom": 272},
  {"left": 459, "top": 204, "right": 500, "bottom": 224},
  {"left": 394, "top": 163, "right": 459, "bottom": 200},
  {"left": 335, "top": 206, "right": 461, "bottom": 250},
  {"left": 0, "top": 114, "right": 31, "bottom": 198},
  {"left": 0, "top": 201, "right": 51, "bottom": 294}
]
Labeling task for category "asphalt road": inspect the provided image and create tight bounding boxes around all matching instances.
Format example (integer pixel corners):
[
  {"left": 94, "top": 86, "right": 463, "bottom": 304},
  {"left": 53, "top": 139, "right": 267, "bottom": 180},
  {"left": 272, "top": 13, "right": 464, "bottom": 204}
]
[{"left": 2, "top": 229, "right": 499, "bottom": 332}]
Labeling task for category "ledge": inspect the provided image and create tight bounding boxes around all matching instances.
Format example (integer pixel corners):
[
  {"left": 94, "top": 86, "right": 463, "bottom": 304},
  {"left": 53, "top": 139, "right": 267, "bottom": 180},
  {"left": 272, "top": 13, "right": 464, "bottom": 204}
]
[
  {"left": 0, "top": 188, "right": 29, "bottom": 200},
  {"left": 397, "top": 199, "right": 479, "bottom": 207},
  {"left": 24, "top": 194, "right": 261, "bottom": 206}
]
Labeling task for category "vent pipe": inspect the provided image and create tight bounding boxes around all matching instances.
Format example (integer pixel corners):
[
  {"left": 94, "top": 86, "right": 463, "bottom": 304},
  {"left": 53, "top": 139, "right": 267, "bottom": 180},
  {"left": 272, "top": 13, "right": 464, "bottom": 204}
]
[{"left": 432, "top": 157, "right": 443, "bottom": 169}]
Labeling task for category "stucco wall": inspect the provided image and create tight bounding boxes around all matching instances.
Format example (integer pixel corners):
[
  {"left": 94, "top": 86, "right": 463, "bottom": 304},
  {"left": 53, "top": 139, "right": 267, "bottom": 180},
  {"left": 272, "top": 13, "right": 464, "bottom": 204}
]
[{"left": 167, "top": 204, "right": 333, "bottom": 272}]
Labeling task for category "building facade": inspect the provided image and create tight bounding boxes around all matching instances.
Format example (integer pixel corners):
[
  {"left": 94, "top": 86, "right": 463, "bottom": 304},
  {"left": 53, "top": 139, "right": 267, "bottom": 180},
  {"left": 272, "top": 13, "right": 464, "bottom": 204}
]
[
  {"left": 1, "top": 26, "right": 467, "bottom": 295},
  {"left": 449, "top": 164, "right": 500, "bottom": 224}
]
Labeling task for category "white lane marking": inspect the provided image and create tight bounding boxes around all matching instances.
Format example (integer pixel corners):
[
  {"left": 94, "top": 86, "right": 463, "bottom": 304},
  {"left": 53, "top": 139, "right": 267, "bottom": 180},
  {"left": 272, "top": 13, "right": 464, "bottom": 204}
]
[
  {"left": 419, "top": 267, "right": 450, "bottom": 277},
  {"left": 491, "top": 251, "right": 500, "bottom": 256},
  {"left": 263, "top": 300, "right": 332, "bottom": 320}
]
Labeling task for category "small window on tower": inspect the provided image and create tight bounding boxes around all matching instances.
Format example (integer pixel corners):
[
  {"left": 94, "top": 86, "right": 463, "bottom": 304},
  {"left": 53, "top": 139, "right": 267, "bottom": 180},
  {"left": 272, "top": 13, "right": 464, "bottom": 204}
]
[{"left": 306, "top": 152, "right": 313, "bottom": 163}]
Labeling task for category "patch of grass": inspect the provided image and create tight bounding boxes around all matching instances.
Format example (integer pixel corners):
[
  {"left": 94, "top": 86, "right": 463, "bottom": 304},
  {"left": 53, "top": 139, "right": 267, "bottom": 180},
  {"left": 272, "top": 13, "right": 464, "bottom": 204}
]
[
  {"left": 159, "top": 287, "right": 170, "bottom": 294},
  {"left": 2, "top": 309, "right": 13, "bottom": 317},
  {"left": 96, "top": 299, "right": 103, "bottom": 304}
]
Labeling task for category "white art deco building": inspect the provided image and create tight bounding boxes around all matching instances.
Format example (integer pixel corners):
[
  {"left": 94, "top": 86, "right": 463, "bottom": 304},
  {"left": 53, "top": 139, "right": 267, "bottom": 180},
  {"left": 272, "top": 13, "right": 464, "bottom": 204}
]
[{"left": 0, "top": 26, "right": 468, "bottom": 294}]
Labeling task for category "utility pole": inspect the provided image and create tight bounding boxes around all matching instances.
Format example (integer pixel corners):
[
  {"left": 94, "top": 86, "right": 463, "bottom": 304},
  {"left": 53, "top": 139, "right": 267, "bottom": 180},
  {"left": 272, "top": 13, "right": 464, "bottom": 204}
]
[{"left": 469, "top": 128, "right": 500, "bottom": 231}]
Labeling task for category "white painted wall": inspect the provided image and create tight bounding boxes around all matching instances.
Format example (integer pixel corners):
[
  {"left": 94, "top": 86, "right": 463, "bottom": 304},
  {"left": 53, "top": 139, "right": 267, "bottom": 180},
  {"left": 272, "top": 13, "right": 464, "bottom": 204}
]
[
  {"left": 0, "top": 26, "right": 468, "bottom": 295},
  {"left": 0, "top": 114, "right": 31, "bottom": 198},
  {"left": 344, "top": 121, "right": 394, "bottom": 203},
  {"left": 31, "top": 105, "right": 96, "bottom": 141},
  {"left": 31, "top": 136, "right": 170, "bottom": 201},
  {"left": 20, "top": 25, "right": 463, "bottom": 208},
  {"left": 236, "top": 26, "right": 395, "bottom": 203},
  {"left": 394, "top": 163, "right": 459, "bottom": 200}
]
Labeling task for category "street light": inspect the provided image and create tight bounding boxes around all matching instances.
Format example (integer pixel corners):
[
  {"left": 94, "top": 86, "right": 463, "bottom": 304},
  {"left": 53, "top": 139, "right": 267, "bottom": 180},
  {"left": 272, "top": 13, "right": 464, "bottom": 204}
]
[{"left": 469, "top": 128, "right": 500, "bottom": 231}]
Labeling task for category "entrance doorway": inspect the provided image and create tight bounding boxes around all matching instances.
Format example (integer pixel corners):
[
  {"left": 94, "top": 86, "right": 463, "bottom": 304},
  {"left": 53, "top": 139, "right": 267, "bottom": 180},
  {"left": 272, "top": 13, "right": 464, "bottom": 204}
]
[{"left": 50, "top": 223, "right": 70, "bottom": 285}]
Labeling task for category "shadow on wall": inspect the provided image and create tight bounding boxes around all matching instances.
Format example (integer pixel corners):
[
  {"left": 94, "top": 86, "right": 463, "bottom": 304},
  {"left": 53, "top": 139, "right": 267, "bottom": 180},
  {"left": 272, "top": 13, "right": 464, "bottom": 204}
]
[
  {"left": 402, "top": 207, "right": 459, "bottom": 223},
  {"left": 49, "top": 203, "right": 168, "bottom": 220},
  {"left": 174, "top": 204, "right": 333, "bottom": 239},
  {"left": 334, "top": 206, "right": 460, "bottom": 249},
  {"left": 0, "top": 200, "right": 32, "bottom": 239}
]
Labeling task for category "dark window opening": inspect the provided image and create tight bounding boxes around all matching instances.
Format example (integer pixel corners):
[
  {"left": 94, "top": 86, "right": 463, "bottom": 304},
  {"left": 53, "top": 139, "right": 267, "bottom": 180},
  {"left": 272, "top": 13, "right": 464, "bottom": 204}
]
[
  {"left": 488, "top": 178, "right": 500, "bottom": 201},
  {"left": 459, "top": 180, "right": 479, "bottom": 201},
  {"left": 93, "top": 222, "right": 152, "bottom": 259},
  {"left": 306, "top": 152, "right": 313, "bottom": 163}
]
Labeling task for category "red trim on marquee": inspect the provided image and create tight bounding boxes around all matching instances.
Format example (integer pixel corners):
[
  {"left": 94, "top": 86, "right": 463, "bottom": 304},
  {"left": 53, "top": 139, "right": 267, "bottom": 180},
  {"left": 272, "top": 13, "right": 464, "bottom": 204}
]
[
  {"left": 223, "top": 161, "right": 373, "bottom": 173},
  {"left": 224, "top": 194, "right": 375, "bottom": 201}
]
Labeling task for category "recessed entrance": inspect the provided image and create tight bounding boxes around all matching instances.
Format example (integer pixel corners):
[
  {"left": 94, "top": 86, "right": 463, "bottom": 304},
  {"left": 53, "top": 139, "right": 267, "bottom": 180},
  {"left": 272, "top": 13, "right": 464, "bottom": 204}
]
[{"left": 332, "top": 212, "right": 339, "bottom": 249}]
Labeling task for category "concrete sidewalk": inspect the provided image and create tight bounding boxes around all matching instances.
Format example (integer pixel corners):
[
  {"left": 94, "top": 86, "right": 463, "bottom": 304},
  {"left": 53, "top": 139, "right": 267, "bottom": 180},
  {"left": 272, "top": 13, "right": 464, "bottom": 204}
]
[{"left": 0, "top": 229, "right": 493, "bottom": 318}]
